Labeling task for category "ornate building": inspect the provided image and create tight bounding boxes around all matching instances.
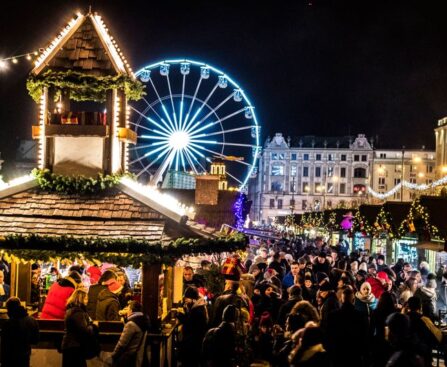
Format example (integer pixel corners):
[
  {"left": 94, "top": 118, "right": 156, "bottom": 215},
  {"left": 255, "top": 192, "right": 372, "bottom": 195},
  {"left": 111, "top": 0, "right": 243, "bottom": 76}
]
[{"left": 249, "top": 133, "right": 373, "bottom": 224}]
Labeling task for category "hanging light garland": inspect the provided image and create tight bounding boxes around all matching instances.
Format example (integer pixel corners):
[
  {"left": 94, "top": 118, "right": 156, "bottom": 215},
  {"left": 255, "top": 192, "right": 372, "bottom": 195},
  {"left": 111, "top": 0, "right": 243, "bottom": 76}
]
[
  {"left": 0, "top": 51, "right": 41, "bottom": 70},
  {"left": 368, "top": 174, "right": 447, "bottom": 200}
]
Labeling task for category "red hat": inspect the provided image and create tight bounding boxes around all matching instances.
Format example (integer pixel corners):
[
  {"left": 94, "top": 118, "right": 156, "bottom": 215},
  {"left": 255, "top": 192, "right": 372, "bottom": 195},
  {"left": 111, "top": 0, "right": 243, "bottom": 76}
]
[
  {"left": 87, "top": 266, "right": 102, "bottom": 285},
  {"left": 104, "top": 279, "right": 122, "bottom": 294},
  {"left": 377, "top": 271, "right": 389, "bottom": 281}
]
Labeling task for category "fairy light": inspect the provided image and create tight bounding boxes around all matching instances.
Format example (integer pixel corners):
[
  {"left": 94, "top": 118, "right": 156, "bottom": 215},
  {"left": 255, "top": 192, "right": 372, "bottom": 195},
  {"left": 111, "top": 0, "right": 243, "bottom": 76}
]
[
  {"left": 38, "top": 89, "right": 47, "bottom": 169},
  {"left": 111, "top": 91, "right": 120, "bottom": 173}
]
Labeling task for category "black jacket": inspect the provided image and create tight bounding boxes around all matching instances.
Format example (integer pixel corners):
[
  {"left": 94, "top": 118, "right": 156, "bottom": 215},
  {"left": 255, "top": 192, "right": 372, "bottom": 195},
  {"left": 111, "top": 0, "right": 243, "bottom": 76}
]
[
  {"left": 1, "top": 307, "right": 39, "bottom": 367},
  {"left": 62, "top": 304, "right": 94, "bottom": 351},
  {"left": 96, "top": 289, "right": 121, "bottom": 321},
  {"left": 277, "top": 297, "right": 301, "bottom": 327},
  {"left": 87, "top": 284, "right": 107, "bottom": 320}
]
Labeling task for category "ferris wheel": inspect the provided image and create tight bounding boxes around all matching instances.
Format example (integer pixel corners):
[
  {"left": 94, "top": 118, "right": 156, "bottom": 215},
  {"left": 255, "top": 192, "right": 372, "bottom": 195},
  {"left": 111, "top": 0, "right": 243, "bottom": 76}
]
[{"left": 129, "top": 59, "right": 261, "bottom": 190}]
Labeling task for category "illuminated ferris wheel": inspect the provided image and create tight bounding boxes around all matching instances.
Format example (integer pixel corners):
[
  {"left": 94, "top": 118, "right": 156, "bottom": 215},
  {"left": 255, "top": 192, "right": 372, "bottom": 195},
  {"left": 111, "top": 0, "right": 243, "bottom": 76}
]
[{"left": 129, "top": 59, "right": 261, "bottom": 190}]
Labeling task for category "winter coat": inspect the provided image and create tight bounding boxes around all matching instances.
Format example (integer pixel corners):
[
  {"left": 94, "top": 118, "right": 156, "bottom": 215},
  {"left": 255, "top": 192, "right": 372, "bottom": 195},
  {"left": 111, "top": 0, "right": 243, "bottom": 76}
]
[
  {"left": 326, "top": 302, "right": 369, "bottom": 367},
  {"left": 179, "top": 298, "right": 209, "bottom": 366},
  {"left": 203, "top": 321, "right": 236, "bottom": 367},
  {"left": 111, "top": 312, "right": 150, "bottom": 367},
  {"left": 0, "top": 283, "right": 10, "bottom": 303},
  {"left": 290, "top": 344, "right": 332, "bottom": 367},
  {"left": 1, "top": 306, "right": 39, "bottom": 367},
  {"left": 41, "top": 278, "right": 77, "bottom": 319},
  {"left": 277, "top": 297, "right": 302, "bottom": 327},
  {"left": 414, "top": 286, "right": 437, "bottom": 320},
  {"left": 354, "top": 292, "right": 377, "bottom": 320},
  {"left": 96, "top": 288, "right": 121, "bottom": 321},
  {"left": 212, "top": 291, "right": 248, "bottom": 327},
  {"left": 87, "top": 284, "right": 107, "bottom": 320},
  {"left": 61, "top": 304, "right": 95, "bottom": 351},
  {"left": 282, "top": 271, "right": 296, "bottom": 289}
]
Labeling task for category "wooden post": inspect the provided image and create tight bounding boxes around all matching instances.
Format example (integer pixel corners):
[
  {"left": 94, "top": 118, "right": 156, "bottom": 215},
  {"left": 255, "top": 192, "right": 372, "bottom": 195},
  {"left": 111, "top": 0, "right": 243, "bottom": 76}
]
[
  {"left": 10, "top": 261, "right": 31, "bottom": 304},
  {"left": 141, "top": 262, "right": 162, "bottom": 330}
]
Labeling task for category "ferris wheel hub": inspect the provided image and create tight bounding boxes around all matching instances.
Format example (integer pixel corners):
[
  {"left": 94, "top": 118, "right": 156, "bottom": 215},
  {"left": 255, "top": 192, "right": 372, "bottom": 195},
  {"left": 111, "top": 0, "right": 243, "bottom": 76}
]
[{"left": 169, "top": 131, "right": 190, "bottom": 150}]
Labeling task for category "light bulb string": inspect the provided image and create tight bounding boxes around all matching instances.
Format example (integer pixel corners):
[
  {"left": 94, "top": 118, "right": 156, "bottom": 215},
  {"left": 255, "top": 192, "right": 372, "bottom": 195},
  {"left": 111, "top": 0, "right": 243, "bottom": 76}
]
[{"left": 0, "top": 51, "right": 40, "bottom": 63}]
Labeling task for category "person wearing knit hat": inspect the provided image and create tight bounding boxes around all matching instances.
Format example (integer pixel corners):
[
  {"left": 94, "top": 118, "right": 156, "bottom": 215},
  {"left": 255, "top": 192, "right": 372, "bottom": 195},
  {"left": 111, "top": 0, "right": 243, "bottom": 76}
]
[
  {"left": 414, "top": 273, "right": 438, "bottom": 320},
  {"left": 96, "top": 278, "right": 122, "bottom": 321},
  {"left": 277, "top": 285, "right": 303, "bottom": 327}
]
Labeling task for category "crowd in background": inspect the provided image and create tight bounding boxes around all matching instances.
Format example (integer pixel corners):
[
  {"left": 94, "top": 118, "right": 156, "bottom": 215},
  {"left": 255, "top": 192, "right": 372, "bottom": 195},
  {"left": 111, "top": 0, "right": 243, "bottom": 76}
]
[{"left": 177, "top": 236, "right": 447, "bottom": 367}]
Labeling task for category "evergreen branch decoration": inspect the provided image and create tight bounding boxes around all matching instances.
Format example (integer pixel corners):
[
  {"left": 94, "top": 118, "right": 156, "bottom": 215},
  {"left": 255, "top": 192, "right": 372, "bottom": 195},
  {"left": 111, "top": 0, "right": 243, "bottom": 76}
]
[
  {"left": 27, "top": 70, "right": 145, "bottom": 103},
  {"left": 0, "top": 233, "right": 248, "bottom": 268},
  {"left": 32, "top": 168, "right": 127, "bottom": 195}
]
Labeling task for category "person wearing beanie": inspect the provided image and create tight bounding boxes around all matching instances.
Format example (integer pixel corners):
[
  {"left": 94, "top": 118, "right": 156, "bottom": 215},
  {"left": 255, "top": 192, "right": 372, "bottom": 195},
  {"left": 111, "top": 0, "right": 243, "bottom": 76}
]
[
  {"left": 414, "top": 273, "right": 437, "bottom": 321},
  {"left": 312, "top": 251, "right": 331, "bottom": 275},
  {"left": 302, "top": 275, "right": 317, "bottom": 304},
  {"left": 1, "top": 297, "right": 39, "bottom": 367},
  {"left": 87, "top": 269, "right": 116, "bottom": 320},
  {"left": 96, "top": 278, "right": 122, "bottom": 321},
  {"left": 178, "top": 286, "right": 208, "bottom": 367},
  {"left": 41, "top": 271, "right": 82, "bottom": 320},
  {"left": 277, "top": 285, "right": 303, "bottom": 327},
  {"left": 366, "top": 265, "right": 388, "bottom": 299}
]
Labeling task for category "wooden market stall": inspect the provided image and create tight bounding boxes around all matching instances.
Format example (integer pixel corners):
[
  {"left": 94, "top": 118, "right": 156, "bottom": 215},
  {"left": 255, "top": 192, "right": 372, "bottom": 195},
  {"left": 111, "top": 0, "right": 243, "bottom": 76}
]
[{"left": 0, "top": 9, "right": 247, "bottom": 366}]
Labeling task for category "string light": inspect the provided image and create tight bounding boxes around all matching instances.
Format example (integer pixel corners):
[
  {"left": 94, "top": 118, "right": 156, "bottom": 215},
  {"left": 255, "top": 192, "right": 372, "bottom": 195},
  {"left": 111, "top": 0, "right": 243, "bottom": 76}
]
[
  {"left": 0, "top": 51, "right": 40, "bottom": 70},
  {"left": 368, "top": 174, "right": 447, "bottom": 199}
]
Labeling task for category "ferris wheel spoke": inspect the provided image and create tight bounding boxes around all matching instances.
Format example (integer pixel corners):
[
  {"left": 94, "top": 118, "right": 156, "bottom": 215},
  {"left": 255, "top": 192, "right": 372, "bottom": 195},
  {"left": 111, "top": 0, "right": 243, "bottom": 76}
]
[
  {"left": 150, "top": 148, "right": 176, "bottom": 184},
  {"left": 180, "top": 150, "right": 187, "bottom": 172},
  {"left": 183, "top": 149, "right": 199, "bottom": 175},
  {"left": 129, "top": 106, "right": 172, "bottom": 135},
  {"left": 190, "top": 144, "right": 252, "bottom": 167},
  {"left": 187, "top": 107, "right": 246, "bottom": 135},
  {"left": 225, "top": 170, "right": 243, "bottom": 185},
  {"left": 149, "top": 78, "right": 176, "bottom": 129},
  {"left": 179, "top": 74, "right": 186, "bottom": 129},
  {"left": 184, "top": 147, "right": 207, "bottom": 172},
  {"left": 184, "top": 82, "right": 219, "bottom": 132},
  {"left": 140, "top": 135, "right": 169, "bottom": 141},
  {"left": 188, "top": 92, "right": 235, "bottom": 134},
  {"left": 129, "top": 142, "right": 163, "bottom": 151},
  {"left": 191, "top": 125, "right": 256, "bottom": 139},
  {"left": 165, "top": 74, "right": 179, "bottom": 130},
  {"left": 129, "top": 143, "right": 170, "bottom": 165},
  {"left": 190, "top": 139, "right": 257, "bottom": 149},
  {"left": 183, "top": 76, "right": 203, "bottom": 130},
  {"left": 141, "top": 97, "right": 173, "bottom": 133},
  {"left": 136, "top": 147, "right": 171, "bottom": 178}
]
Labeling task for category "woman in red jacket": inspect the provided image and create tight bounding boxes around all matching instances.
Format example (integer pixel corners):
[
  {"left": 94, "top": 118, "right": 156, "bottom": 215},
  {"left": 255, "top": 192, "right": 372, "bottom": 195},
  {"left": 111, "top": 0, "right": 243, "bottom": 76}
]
[{"left": 41, "top": 271, "right": 82, "bottom": 319}]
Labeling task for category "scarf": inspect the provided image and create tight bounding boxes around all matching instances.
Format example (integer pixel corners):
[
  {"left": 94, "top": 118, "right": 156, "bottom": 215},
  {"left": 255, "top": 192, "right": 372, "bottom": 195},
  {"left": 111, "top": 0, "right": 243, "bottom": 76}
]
[{"left": 355, "top": 291, "right": 375, "bottom": 304}]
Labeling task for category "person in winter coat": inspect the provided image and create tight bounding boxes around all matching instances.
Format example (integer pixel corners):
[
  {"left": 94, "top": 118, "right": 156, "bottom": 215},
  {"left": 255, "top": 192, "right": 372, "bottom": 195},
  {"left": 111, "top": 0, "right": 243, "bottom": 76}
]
[
  {"left": 96, "top": 278, "right": 122, "bottom": 321},
  {"left": 366, "top": 266, "right": 388, "bottom": 299},
  {"left": 0, "top": 270, "right": 10, "bottom": 303},
  {"left": 212, "top": 280, "right": 249, "bottom": 327},
  {"left": 277, "top": 285, "right": 303, "bottom": 328},
  {"left": 61, "top": 288, "right": 98, "bottom": 367},
  {"left": 414, "top": 273, "right": 437, "bottom": 321},
  {"left": 312, "top": 252, "right": 331, "bottom": 275},
  {"left": 354, "top": 282, "right": 378, "bottom": 320},
  {"left": 282, "top": 262, "right": 300, "bottom": 290},
  {"left": 326, "top": 287, "right": 369, "bottom": 367},
  {"left": 110, "top": 301, "right": 150, "bottom": 367},
  {"left": 254, "top": 282, "right": 282, "bottom": 322},
  {"left": 289, "top": 325, "right": 332, "bottom": 367},
  {"left": 1, "top": 297, "right": 39, "bottom": 367},
  {"left": 41, "top": 271, "right": 82, "bottom": 319},
  {"left": 203, "top": 304, "right": 237, "bottom": 367},
  {"left": 87, "top": 269, "right": 117, "bottom": 319},
  {"left": 178, "top": 286, "right": 209, "bottom": 367},
  {"left": 399, "top": 278, "right": 418, "bottom": 306}
]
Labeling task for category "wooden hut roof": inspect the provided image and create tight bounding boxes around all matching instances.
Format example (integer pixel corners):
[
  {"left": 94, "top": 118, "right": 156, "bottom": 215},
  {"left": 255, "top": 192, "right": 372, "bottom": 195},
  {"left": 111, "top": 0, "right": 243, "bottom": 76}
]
[
  {"left": 358, "top": 204, "right": 382, "bottom": 225},
  {"left": 419, "top": 196, "right": 447, "bottom": 239},
  {"left": 32, "top": 12, "right": 133, "bottom": 76}
]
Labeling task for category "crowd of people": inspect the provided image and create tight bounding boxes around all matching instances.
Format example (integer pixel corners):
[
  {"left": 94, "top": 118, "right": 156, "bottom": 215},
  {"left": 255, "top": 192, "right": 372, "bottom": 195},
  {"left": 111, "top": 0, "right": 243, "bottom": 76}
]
[
  {"left": 176, "top": 236, "right": 447, "bottom": 367},
  {"left": 1, "top": 236, "right": 447, "bottom": 367}
]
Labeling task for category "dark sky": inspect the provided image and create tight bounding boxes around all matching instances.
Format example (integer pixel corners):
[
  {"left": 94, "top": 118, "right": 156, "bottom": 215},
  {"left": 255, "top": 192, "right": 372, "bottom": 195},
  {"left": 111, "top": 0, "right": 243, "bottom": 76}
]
[{"left": 2, "top": 0, "right": 447, "bottom": 173}]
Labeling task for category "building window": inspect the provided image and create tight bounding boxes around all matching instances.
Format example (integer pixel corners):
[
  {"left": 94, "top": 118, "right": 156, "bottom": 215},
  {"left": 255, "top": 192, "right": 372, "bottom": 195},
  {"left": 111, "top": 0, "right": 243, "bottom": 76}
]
[
  {"left": 290, "top": 181, "right": 296, "bottom": 192},
  {"left": 316, "top": 154, "right": 322, "bottom": 161},
  {"left": 315, "top": 182, "right": 322, "bottom": 193},
  {"left": 291, "top": 153, "right": 297, "bottom": 160},
  {"left": 341, "top": 154, "right": 347, "bottom": 161},
  {"left": 269, "top": 199, "right": 275, "bottom": 209},
  {"left": 354, "top": 155, "right": 360, "bottom": 162},
  {"left": 362, "top": 155, "right": 367, "bottom": 162},
  {"left": 426, "top": 179, "right": 433, "bottom": 185},
  {"left": 394, "top": 178, "right": 401, "bottom": 185},
  {"left": 291, "top": 165, "right": 297, "bottom": 176},
  {"left": 427, "top": 165, "right": 433, "bottom": 173},
  {"left": 303, "top": 153, "right": 309, "bottom": 161},
  {"left": 271, "top": 181, "right": 283, "bottom": 192},
  {"left": 271, "top": 153, "right": 284, "bottom": 160},
  {"left": 339, "top": 183, "right": 346, "bottom": 194},
  {"left": 354, "top": 167, "right": 367, "bottom": 178},
  {"left": 315, "top": 167, "right": 321, "bottom": 177},
  {"left": 302, "top": 182, "right": 309, "bottom": 193},
  {"left": 410, "top": 178, "right": 416, "bottom": 184},
  {"left": 302, "top": 200, "right": 307, "bottom": 210},
  {"left": 303, "top": 166, "right": 309, "bottom": 177},
  {"left": 380, "top": 153, "right": 386, "bottom": 159},
  {"left": 328, "top": 154, "right": 334, "bottom": 161},
  {"left": 340, "top": 167, "right": 346, "bottom": 178},
  {"left": 353, "top": 184, "right": 366, "bottom": 194},
  {"left": 378, "top": 177, "right": 386, "bottom": 186},
  {"left": 327, "top": 182, "right": 334, "bottom": 193},
  {"left": 394, "top": 192, "right": 401, "bottom": 200},
  {"left": 277, "top": 199, "right": 283, "bottom": 209},
  {"left": 290, "top": 199, "right": 295, "bottom": 207},
  {"left": 327, "top": 200, "right": 332, "bottom": 208},
  {"left": 271, "top": 165, "right": 284, "bottom": 176},
  {"left": 327, "top": 166, "right": 334, "bottom": 177}
]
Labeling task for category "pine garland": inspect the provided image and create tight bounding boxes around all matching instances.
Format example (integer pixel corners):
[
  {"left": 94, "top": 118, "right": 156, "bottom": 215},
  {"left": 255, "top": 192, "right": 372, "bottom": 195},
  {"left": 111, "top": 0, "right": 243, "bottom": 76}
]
[
  {"left": 32, "top": 168, "right": 126, "bottom": 195},
  {"left": 0, "top": 233, "right": 248, "bottom": 267},
  {"left": 26, "top": 70, "right": 145, "bottom": 103}
]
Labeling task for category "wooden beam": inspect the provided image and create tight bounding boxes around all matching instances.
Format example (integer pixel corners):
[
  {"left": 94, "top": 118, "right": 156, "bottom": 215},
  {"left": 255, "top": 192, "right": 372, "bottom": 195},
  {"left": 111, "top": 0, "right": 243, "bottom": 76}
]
[{"left": 141, "top": 262, "right": 162, "bottom": 331}]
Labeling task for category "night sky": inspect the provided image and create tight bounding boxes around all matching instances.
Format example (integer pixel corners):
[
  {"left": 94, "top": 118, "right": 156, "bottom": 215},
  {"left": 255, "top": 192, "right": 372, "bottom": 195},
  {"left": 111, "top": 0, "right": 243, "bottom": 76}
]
[{"left": 2, "top": 0, "right": 447, "bottom": 176}]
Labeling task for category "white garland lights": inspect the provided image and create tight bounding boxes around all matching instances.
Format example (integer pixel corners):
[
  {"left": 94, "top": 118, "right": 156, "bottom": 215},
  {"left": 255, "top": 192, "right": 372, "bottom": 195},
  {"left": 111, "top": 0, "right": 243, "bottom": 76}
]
[
  {"left": 0, "top": 175, "right": 35, "bottom": 192},
  {"left": 368, "top": 175, "right": 447, "bottom": 200}
]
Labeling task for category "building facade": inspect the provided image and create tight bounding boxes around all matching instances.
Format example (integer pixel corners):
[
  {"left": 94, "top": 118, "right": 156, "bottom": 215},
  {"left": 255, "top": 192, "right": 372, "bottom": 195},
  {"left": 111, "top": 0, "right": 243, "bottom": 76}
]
[
  {"left": 370, "top": 149, "right": 436, "bottom": 202},
  {"left": 435, "top": 117, "right": 447, "bottom": 178},
  {"left": 249, "top": 133, "right": 373, "bottom": 224}
]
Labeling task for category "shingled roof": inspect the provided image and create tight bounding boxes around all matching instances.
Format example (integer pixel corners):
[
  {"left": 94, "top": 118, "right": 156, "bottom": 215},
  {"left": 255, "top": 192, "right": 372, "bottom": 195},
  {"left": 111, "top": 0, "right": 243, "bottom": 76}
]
[{"left": 0, "top": 188, "right": 167, "bottom": 240}]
